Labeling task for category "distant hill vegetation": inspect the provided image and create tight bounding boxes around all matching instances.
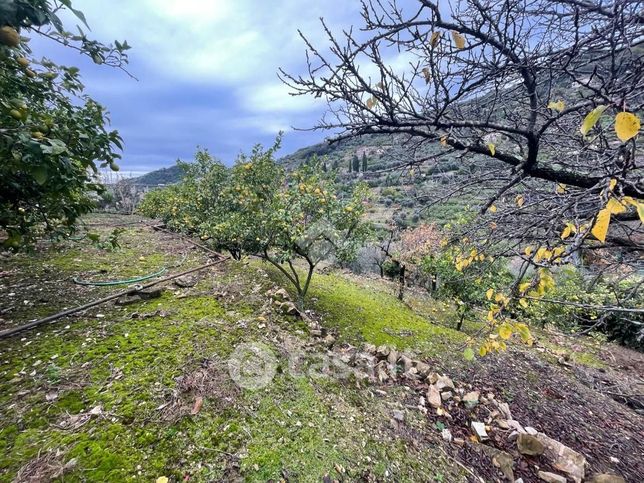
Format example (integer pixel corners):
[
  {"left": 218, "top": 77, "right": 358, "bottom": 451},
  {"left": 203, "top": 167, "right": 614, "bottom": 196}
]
[
  {"left": 131, "top": 165, "right": 184, "bottom": 186},
  {"left": 131, "top": 134, "right": 490, "bottom": 229}
]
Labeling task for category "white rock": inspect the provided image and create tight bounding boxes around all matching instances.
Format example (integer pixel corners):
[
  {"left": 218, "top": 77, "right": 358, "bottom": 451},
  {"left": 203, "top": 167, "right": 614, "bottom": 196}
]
[
  {"left": 441, "top": 428, "right": 452, "bottom": 442},
  {"left": 538, "top": 471, "right": 567, "bottom": 483},
  {"left": 471, "top": 421, "right": 488, "bottom": 441},
  {"left": 525, "top": 426, "right": 538, "bottom": 435}
]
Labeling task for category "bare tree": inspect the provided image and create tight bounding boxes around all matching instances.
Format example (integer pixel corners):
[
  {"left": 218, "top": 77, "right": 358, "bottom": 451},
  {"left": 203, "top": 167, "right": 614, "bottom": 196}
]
[{"left": 282, "top": 0, "right": 643, "bottom": 313}]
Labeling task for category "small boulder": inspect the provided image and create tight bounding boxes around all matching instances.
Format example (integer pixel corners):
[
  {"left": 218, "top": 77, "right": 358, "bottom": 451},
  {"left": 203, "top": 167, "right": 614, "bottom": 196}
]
[
  {"left": 415, "top": 361, "right": 431, "bottom": 377},
  {"left": 279, "top": 302, "right": 300, "bottom": 316},
  {"left": 116, "top": 294, "right": 143, "bottom": 306},
  {"left": 441, "top": 391, "right": 453, "bottom": 401},
  {"left": 386, "top": 349, "right": 398, "bottom": 365},
  {"left": 462, "top": 391, "right": 480, "bottom": 406},
  {"left": 497, "top": 401, "right": 512, "bottom": 420},
  {"left": 536, "top": 432, "right": 587, "bottom": 483},
  {"left": 441, "top": 428, "right": 452, "bottom": 442},
  {"left": 517, "top": 433, "right": 545, "bottom": 456},
  {"left": 272, "top": 288, "right": 290, "bottom": 302},
  {"left": 427, "top": 384, "right": 442, "bottom": 408},
  {"left": 136, "top": 287, "right": 163, "bottom": 300},
  {"left": 435, "top": 375, "right": 455, "bottom": 391},
  {"left": 174, "top": 275, "right": 197, "bottom": 288},
  {"left": 392, "top": 409, "right": 405, "bottom": 422},
  {"left": 322, "top": 334, "right": 336, "bottom": 348},
  {"left": 538, "top": 471, "right": 567, "bottom": 483}
]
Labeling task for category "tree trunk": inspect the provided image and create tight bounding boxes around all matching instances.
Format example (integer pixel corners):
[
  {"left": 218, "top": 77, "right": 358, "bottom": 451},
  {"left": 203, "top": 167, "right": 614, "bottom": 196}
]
[
  {"left": 397, "top": 264, "right": 406, "bottom": 301},
  {"left": 456, "top": 312, "right": 465, "bottom": 331}
]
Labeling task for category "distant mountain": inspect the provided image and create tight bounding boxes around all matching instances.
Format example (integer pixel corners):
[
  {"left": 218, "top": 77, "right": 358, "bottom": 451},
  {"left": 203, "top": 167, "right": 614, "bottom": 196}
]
[{"left": 130, "top": 165, "right": 184, "bottom": 186}]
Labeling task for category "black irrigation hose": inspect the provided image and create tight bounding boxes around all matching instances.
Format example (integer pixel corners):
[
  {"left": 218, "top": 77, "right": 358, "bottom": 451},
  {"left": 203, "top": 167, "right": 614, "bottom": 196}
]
[
  {"left": 0, "top": 257, "right": 229, "bottom": 339},
  {"left": 72, "top": 267, "right": 168, "bottom": 286}
]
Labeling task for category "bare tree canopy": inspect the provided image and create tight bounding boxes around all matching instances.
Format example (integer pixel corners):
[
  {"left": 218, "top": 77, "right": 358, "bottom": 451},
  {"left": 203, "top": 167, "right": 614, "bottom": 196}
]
[{"left": 282, "top": 0, "right": 643, "bottom": 283}]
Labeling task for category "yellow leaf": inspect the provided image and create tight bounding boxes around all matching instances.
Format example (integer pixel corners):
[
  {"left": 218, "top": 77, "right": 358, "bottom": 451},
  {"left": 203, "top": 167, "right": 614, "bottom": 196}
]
[
  {"left": 561, "top": 223, "right": 574, "bottom": 240},
  {"left": 556, "top": 183, "right": 566, "bottom": 194},
  {"left": 591, "top": 208, "right": 611, "bottom": 243},
  {"left": 516, "top": 195, "right": 524, "bottom": 207},
  {"left": 580, "top": 105, "right": 607, "bottom": 136},
  {"left": 519, "top": 298, "right": 529, "bottom": 308},
  {"left": 486, "top": 288, "right": 494, "bottom": 300},
  {"left": 479, "top": 345, "right": 487, "bottom": 357},
  {"left": 430, "top": 31, "right": 441, "bottom": 47},
  {"left": 440, "top": 135, "right": 448, "bottom": 146},
  {"left": 519, "top": 282, "right": 531, "bottom": 293},
  {"left": 498, "top": 323, "right": 513, "bottom": 340},
  {"left": 606, "top": 198, "right": 626, "bottom": 215},
  {"left": 524, "top": 246, "right": 533, "bottom": 257},
  {"left": 515, "top": 323, "right": 533, "bottom": 345},
  {"left": 489, "top": 204, "right": 497, "bottom": 213},
  {"left": 553, "top": 246, "right": 565, "bottom": 259},
  {"left": 486, "top": 309, "right": 495, "bottom": 322},
  {"left": 614, "top": 111, "right": 640, "bottom": 142},
  {"left": 451, "top": 30, "right": 466, "bottom": 49},
  {"left": 488, "top": 143, "right": 496, "bottom": 156},
  {"left": 157, "top": 478, "right": 169, "bottom": 483},
  {"left": 548, "top": 100, "right": 565, "bottom": 112},
  {"left": 608, "top": 179, "right": 617, "bottom": 191}
]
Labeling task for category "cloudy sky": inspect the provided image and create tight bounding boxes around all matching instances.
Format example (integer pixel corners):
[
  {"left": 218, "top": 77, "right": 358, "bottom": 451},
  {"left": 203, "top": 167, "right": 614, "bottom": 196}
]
[{"left": 34, "top": 0, "right": 366, "bottom": 175}]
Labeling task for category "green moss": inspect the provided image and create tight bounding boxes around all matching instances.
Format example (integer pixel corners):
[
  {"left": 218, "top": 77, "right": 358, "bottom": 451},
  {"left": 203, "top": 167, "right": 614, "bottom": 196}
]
[{"left": 305, "top": 272, "right": 467, "bottom": 357}]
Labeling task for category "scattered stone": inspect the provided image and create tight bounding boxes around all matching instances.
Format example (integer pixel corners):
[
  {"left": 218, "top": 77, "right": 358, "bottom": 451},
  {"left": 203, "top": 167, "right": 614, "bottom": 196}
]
[
  {"left": 508, "top": 431, "right": 519, "bottom": 442},
  {"left": 453, "top": 437, "right": 465, "bottom": 447},
  {"left": 415, "top": 361, "right": 431, "bottom": 377},
  {"left": 272, "top": 288, "right": 290, "bottom": 302},
  {"left": 538, "top": 471, "right": 567, "bottom": 483},
  {"left": 441, "top": 391, "right": 453, "bottom": 401},
  {"left": 497, "top": 402, "right": 512, "bottom": 420},
  {"left": 496, "top": 419, "right": 510, "bottom": 430},
  {"left": 398, "top": 355, "right": 414, "bottom": 372},
  {"left": 479, "top": 444, "right": 514, "bottom": 481},
  {"left": 427, "top": 384, "right": 442, "bottom": 408},
  {"left": 435, "top": 375, "right": 455, "bottom": 391},
  {"left": 517, "top": 433, "right": 545, "bottom": 456},
  {"left": 278, "top": 302, "right": 300, "bottom": 316},
  {"left": 363, "top": 343, "right": 377, "bottom": 355},
  {"left": 136, "top": 287, "right": 163, "bottom": 300},
  {"left": 441, "top": 428, "right": 452, "bottom": 442},
  {"left": 322, "top": 334, "right": 336, "bottom": 348},
  {"left": 386, "top": 349, "right": 398, "bottom": 366},
  {"left": 392, "top": 410, "right": 405, "bottom": 422},
  {"left": 174, "top": 275, "right": 197, "bottom": 288},
  {"left": 525, "top": 426, "right": 538, "bottom": 435},
  {"left": 462, "top": 391, "right": 480, "bottom": 406},
  {"left": 471, "top": 421, "right": 488, "bottom": 441},
  {"left": 427, "top": 372, "right": 439, "bottom": 384},
  {"left": 116, "top": 294, "right": 143, "bottom": 306},
  {"left": 376, "top": 345, "right": 390, "bottom": 359},
  {"left": 507, "top": 420, "right": 526, "bottom": 433},
  {"left": 589, "top": 474, "right": 626, "bottom": 483},
  {"left": 536, "top": 432, "right": 587, "bottom": 483}
]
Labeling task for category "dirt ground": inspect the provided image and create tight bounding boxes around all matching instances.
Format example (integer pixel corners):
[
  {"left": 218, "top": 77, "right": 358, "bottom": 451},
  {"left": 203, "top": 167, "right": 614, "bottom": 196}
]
[{"left": 1, "top": 214, "right": 642, "bottom": 482}]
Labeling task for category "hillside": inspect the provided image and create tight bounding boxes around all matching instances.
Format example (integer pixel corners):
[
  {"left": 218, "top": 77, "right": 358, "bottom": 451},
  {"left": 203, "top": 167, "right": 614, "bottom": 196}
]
[
  {"left": 0, "top": 214, "right": 641, "bottom": 482},
  {"left": 132, "top": 134, "right": 486, "bottom": 229}
]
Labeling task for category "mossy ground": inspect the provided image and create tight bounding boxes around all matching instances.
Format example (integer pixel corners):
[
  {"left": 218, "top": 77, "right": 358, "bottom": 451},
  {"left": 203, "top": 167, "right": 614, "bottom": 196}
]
[
  {"left": 0, "top": 216, "right": 469, "bottom": 482},
  {"left": 0, "top": 214, "right": 624, "bottom": 482}
]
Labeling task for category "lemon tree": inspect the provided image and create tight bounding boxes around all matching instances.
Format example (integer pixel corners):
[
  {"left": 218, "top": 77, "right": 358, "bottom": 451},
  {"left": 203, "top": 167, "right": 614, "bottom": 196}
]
[{"left": 0, "top": 0, "right": 130, "bottom": 247}]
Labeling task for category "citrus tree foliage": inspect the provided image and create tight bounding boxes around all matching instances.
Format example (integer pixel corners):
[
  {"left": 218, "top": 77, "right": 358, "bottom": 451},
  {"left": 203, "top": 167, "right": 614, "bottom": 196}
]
[
  {"left": 140, "top": 143, "right": 371, "bottom": 306},
  {"left": 0, "top": 0, "right": 130, "bottom": 247},
  {"left": 284, "top": 0, "right": 643, "bottom": 353}
]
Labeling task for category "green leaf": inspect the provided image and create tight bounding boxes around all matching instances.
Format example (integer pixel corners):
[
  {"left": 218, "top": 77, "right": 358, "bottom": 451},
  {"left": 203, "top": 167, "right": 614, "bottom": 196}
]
[
  {"left": 463, "top": 347, "right": 475, "bottom": 361},
  {"left": 32, "top": 166, "right": 48, "bottom": 185}
]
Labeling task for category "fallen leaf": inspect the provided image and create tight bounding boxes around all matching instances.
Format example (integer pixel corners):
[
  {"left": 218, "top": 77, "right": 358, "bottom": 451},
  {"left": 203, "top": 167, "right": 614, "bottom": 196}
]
[
  {"left": 615, "top": 111, "right": 640, "bottom": 142},
  {"left": 191, "top": 396, "right": 203, "bottom": 415}
]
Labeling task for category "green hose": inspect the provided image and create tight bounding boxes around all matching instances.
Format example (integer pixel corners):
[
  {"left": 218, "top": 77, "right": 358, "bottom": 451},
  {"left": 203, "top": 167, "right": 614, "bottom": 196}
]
[{"left": 73, "top": 267, "right": 168, "bottom": 286}]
